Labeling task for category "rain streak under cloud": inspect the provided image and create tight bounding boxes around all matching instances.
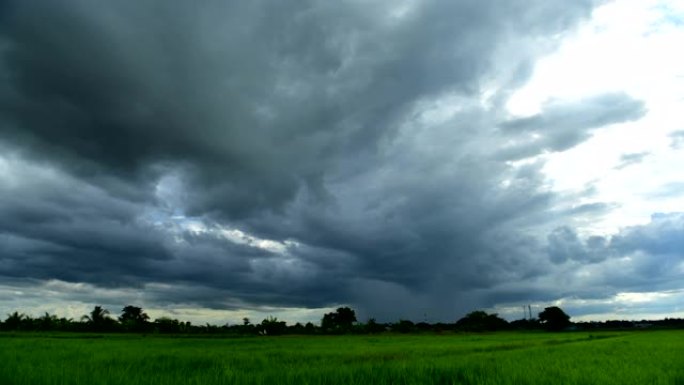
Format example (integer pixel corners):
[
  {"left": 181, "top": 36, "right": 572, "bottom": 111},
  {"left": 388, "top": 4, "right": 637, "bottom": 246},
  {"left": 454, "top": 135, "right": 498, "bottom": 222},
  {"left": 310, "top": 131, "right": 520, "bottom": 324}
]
[{"left": 1, "top": 0, "right": 684, "bottom": 324}]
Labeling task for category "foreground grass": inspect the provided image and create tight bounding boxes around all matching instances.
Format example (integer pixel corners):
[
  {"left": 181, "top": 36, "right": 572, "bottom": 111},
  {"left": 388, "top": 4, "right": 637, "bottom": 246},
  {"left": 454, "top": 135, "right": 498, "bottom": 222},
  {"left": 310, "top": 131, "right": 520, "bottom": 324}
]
[{"left": 1, "top": 331, "right": 684, "bottom": 384}]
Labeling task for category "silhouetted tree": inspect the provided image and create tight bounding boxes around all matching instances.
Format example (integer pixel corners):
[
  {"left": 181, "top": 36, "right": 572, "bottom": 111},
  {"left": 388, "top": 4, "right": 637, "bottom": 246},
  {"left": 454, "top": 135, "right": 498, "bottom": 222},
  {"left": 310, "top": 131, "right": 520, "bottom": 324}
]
[
  {"left": 57, "top": 316, "right": 76, "bottom": 331},
  {"left": 154, "top": 317, "right": 182, "bottom": 333},
  {"left": 456, "top": 311, "right": 509, "bottom": 332},
  {"left": 82, "top": 306, "right": 113, "bottom": 331},
  {"left": 304, "top": 322, "right": 316, "bottom": 334},
  {"left": 37, "top": 312, "right": 60, "bottom": 331},
  {"left": 258, "top": 316, "right": 287, "bottom": 335},
  {"left": 235, "top": 318, "right": 255, "bottom": 334},
  {"left": 289, "top": 322, "right": 305, "bottom": 334},
  {"left": 119, "top": 305, "right": 150, "bottom": 332},
  {"left": 321, "top": 307, "right": 357, "bottom": 333},
  {"left": 365, "top": 318, "right": 385, "bottom": 334},
  {"left": 416, "top": 322, "right": 433, "bottom": 332},
  {"left": 538, "top": 306, "right": 571, "bottom": 331},
  {"left": 510, "top": 318, "right": 540, "bottom": 330},
  {"left": 4, "top": 312, "right": 30, "bottom": 331},
  {"left": 392, "top": 320, "right": 416, "bottom": 333}
]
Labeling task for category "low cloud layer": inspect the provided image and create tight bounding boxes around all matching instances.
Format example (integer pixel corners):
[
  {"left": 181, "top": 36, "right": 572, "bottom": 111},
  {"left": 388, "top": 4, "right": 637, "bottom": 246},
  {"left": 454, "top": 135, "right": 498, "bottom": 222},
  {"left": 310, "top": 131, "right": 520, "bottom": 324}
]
[{"left": 1, "top": 0, "right": 680, "bottom": 322}]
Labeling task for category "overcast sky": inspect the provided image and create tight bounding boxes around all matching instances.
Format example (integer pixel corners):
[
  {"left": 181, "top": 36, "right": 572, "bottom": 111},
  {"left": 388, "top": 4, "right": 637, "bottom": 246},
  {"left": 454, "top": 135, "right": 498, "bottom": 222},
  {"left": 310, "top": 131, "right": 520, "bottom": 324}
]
[{"left": 1, "top": 0, "right": 683, "bottom": 324}]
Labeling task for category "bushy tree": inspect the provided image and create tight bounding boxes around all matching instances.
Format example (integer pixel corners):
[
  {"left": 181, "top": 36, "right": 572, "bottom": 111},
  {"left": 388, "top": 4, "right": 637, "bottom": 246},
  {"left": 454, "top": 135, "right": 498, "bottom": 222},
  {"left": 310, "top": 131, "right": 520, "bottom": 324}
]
[
  {"left": 321, "top": 307, "right": 357, "bottom": 333},
  {"left": 304, "top": 322, "right": 316, "bottom": 334},
  {"left": 392, "top": 320, "right": 416, "bottom": 333},
  {"left": 154, "top": 317, "right": 174, "bottom": 333},
  {"left": 119, "top": 305, "right": 150, "bottom": 332},
  {"left": 456, "top": 311, "right": 509, "bottom": 332},
  {"left": 258, "top": 316, "right": 287, "bottom": 335},
  {"left": 538, "top": 306, "right": 571, "bottom": 331}
]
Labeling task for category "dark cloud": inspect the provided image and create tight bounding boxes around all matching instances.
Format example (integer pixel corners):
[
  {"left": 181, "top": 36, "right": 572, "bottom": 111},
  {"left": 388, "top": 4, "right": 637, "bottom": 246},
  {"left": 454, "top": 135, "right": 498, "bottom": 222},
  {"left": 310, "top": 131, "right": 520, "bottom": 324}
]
[
  {"left": 0, "top": 162, "right": 170, "bottom": 285},
  {"left": 612, "top": 213, "right": 684, "bottom": 259},
  {"left": 499, "top": 93, "right": 647, "bottom": 160},
  {"left": 547, "top": 226, "right": 611, "bottom": 264},
  {"left": 470, "top": 212, "right": 684, "bottom": 318},
  {"left": 543, "top": 213, "right": 684, "bottom": 291},
  {"left": 0, "top": 0, "right": 596, "bottom": 215},
  {"left": 0, "top": 158, "right": 346, "bottom": 309},
  {"left": 6, "top": 0, "right": 679, "bottom": 322},
  {"left": 583, "top": 213, "right": 684, "bottom": 300}
]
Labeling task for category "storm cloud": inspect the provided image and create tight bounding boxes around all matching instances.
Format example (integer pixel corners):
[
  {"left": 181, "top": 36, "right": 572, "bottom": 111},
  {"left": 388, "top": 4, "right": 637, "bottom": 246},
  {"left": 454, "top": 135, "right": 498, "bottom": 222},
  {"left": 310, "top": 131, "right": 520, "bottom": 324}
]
[{"left": 1, "top": 0, "right": 677, "bottom": 322}]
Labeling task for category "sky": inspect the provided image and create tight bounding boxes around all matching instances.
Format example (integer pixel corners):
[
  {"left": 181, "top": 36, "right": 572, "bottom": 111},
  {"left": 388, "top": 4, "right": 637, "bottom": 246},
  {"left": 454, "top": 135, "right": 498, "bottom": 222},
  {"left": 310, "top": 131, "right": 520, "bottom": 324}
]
[{"left": 0, "top": 0, "right": 683, "bottom": 325}]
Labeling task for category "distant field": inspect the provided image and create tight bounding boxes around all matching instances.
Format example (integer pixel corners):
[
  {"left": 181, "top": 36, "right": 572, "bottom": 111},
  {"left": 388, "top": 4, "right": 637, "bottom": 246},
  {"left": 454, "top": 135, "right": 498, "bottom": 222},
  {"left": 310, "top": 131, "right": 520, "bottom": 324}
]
[{"left": 1, "top": 331, "right": 683, "bottom": 384}]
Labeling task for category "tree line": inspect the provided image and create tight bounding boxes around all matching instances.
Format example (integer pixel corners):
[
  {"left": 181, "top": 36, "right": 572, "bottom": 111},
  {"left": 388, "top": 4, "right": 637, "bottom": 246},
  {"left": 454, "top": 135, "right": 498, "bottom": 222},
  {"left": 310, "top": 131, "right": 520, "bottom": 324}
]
[{"left": 2, "top": 305, "right": 682, "bottom": 335}]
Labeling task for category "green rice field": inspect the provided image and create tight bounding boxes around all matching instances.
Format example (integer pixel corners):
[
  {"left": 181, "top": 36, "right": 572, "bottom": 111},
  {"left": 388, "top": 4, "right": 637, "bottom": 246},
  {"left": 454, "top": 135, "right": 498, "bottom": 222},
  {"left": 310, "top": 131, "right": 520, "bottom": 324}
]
[{"left": 2, "top": 331, "right": 683, "bottom": 385}]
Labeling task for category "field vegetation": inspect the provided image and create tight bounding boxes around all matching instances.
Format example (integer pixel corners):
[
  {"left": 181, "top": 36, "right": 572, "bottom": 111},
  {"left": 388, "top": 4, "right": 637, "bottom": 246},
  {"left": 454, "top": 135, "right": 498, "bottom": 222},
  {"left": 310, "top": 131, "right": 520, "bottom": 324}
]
[
  {"left": 2, "top": 331, "right": 684, "bottom": 385},
  {"left": 4, "top": 305, "right": 684, "bottom": 384}
]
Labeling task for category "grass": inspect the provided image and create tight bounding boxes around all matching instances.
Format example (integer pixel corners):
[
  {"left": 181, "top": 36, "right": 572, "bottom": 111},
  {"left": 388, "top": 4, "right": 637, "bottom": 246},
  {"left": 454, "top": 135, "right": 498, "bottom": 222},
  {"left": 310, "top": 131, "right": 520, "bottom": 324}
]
[{"left": 2, "top": 331, "right": 684, "bottom": 384}]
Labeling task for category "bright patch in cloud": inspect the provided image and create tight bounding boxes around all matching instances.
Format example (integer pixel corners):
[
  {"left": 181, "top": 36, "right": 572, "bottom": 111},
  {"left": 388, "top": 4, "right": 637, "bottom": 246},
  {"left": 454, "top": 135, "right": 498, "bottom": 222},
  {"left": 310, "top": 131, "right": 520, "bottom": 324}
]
[{"left": 507, "top": 0, "right": 684, "bottom": 234}]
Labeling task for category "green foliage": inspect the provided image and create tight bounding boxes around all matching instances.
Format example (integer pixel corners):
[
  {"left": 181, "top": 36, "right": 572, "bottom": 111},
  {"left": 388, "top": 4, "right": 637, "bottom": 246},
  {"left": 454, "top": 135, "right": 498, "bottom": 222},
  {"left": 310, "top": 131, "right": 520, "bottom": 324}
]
[{"left": 1, "top": 331, "right": 684, "bottom": 384}]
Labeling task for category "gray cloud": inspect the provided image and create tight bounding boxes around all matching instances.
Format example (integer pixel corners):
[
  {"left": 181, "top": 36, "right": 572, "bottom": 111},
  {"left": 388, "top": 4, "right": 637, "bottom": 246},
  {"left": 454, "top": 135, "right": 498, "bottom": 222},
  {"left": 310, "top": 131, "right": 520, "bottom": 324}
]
[
  {"left": 570, "top": 202, "right": 617, "bottom": 215},
  {"left": 5, "top": 0, "right": 678, "bottom": 323},
  {"left": 0, "top": 163, "right": 170, "bottom": 286},
  {"left": 0, "top": 0, "right": 597, "bottom": 215},
  {"left": 547, "top": 226, "right": 611, "bottom": 264},
  {"left": 645, "top": 182, "right": 684, "bottom": 199},
  {"left": 612, "top": 213, "right": 684, "bottom": 259},
  {"left": 615, "top": 152, "right": 650, "bottom": 169},
  {"left": 476, "top": 212, "right": 684, "bottom": 319},
  {"left": 543, "top": 213, "right": 684, "bottom": 291},
  {"left": 0, "top": 157, "right": 346, "bottom": 309},
  {"left": 499, "top": 93, "right": 647, "bottom": 160},
  {"left": 670, "top": 130, "right": 684, "bottom": 149}
]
